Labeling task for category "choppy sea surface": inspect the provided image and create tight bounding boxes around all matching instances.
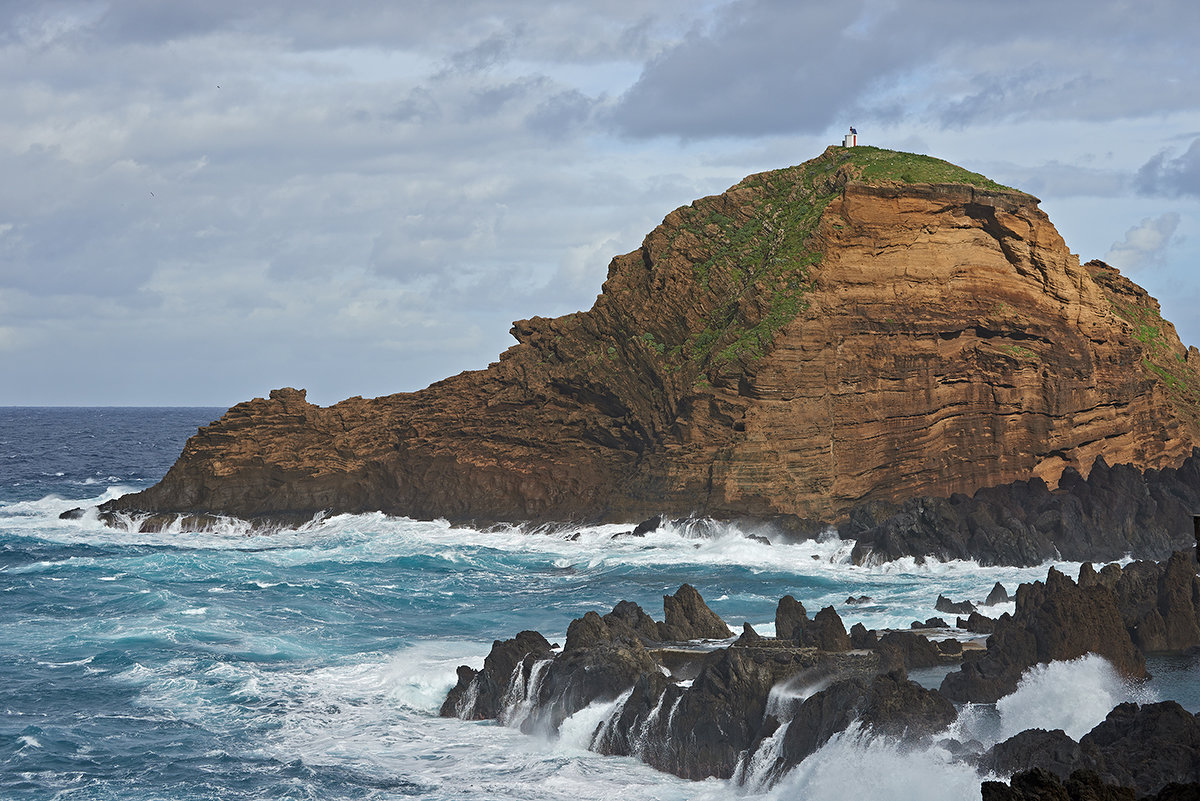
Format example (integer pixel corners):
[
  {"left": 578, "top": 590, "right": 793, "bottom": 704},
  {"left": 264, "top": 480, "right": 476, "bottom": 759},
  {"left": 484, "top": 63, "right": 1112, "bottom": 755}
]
[{"left": 2, "top": 407, "right": 1197, "bottom": 801}]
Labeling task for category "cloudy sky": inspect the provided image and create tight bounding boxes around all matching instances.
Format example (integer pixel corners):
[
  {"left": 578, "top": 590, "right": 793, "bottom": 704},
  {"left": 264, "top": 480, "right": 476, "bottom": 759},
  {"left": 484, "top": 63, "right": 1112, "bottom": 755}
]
[{"left": 3, "top": 0, "right": 1199, "bottom": 406}]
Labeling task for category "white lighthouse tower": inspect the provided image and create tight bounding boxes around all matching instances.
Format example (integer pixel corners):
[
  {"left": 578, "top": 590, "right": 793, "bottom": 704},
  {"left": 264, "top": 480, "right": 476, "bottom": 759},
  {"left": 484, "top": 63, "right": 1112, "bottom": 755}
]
[{"left": 842, "top": 126, "right": 858, "bottom": 147}]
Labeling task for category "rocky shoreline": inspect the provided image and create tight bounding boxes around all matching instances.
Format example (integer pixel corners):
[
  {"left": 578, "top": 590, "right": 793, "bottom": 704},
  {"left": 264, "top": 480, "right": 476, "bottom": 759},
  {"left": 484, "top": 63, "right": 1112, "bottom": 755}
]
[{"left": 441, "top": 553, "right": 1200, "bottom": 797}]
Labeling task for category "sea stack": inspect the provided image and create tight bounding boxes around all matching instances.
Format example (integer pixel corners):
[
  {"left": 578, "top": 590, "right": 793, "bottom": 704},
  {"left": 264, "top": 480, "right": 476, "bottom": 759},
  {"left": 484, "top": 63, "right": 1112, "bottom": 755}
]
[{"left": 100, "top": 146, "right": 1200, "bottom": 531}]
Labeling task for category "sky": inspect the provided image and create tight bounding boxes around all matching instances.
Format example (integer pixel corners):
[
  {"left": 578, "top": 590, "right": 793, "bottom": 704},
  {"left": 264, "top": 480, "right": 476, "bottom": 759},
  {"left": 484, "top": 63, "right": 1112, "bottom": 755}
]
[{"left": 3, "top": 0, "right": 1200, "bottom": 406}]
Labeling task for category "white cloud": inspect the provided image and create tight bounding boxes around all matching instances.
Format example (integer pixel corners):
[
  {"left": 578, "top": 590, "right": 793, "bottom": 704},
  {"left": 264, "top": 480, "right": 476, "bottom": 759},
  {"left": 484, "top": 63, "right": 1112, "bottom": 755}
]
[{"left": 1105, "top": 212, "right": 1181, "bottom": 271}]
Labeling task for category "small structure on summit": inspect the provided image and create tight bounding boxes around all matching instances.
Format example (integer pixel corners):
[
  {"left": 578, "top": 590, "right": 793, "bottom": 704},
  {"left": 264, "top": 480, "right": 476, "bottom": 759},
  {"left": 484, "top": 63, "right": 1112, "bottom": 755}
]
[{"left": 843, "top": 127, "right": 859, "bottom": 147}]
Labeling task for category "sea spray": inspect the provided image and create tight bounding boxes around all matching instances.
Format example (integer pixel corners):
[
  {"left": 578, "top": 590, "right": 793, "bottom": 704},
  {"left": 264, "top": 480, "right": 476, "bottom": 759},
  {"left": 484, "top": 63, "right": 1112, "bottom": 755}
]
[
  {"left": 994, "top": 654, "right": 1156, "bottom": 742},
  {"left": 768, "top": 723, "right": 987, "bottom": 801}
]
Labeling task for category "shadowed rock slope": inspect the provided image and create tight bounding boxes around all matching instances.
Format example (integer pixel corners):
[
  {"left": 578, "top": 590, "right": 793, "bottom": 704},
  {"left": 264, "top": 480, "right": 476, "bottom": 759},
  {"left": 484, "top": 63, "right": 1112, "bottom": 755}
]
[{"left": 100, "top": 146, "right": 1200, "bottom": 530}]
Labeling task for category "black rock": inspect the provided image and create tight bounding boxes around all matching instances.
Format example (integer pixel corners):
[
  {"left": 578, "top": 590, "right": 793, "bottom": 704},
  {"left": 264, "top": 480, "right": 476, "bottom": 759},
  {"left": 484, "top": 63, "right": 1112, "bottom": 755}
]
[
  {"left": 658, "top": 584, "right": 732, "bottom": 641},
  {"left": 936, "top": 594, "right": 977, "bottom": 615},
  {"left": 986, "top": 581, "right": 1012, "bottom": 605},
  {"left": 775, "top": 595, "right": 808, "bottom": 641}
]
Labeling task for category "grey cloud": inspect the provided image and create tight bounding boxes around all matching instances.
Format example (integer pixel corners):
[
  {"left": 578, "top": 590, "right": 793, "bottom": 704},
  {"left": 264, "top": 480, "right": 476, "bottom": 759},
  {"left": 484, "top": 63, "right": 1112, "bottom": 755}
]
[
  {"left": 612, "top": 0, "right": 1200, "bottom": 139},
  {"left": 1137, "top": 139, "right": 1200, "bottom": 197}
]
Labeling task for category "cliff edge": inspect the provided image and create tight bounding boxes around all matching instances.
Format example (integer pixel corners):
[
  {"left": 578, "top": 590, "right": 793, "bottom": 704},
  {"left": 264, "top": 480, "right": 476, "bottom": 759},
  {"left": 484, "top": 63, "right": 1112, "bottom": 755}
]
[{"left": 101, "top": 146, "right": 1200, "bottom": 530}]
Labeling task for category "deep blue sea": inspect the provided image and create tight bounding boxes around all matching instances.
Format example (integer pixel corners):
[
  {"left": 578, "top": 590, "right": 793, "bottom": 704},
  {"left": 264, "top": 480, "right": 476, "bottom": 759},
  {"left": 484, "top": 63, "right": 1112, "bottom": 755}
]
[{"left": 2, "top": 408, "right": 1197, "bottom": 800}]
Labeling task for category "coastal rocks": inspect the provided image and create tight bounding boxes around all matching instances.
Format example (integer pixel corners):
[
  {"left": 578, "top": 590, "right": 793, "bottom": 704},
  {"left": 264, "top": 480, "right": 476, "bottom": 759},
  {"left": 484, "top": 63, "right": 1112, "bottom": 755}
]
[
  {"left": 773, "top": 597, "right": 851, "bottom": 651},
  {"left": 959, "top": 611, "right": 997, "bottom": 634},
  {"left": 936, "top": 594, "right": 977, "bottom": 615},
  {"left": 981, "top": 702, "right": 1200, "bottom": 798},
  {"left": 440, "top": 629, "right": 555, "bottom": 720},
  {"left": 97, "top": 148, "right": 1200, "bottom": 555},
  {"left": 776, "top": 669, "right": 957, "bottom": 771},
  {"left": 987, "top": 582, "right": 1012, "bottom": 605},
  {"left": 442, "top": 584, "right": 964, "bottom": 784},
  {"left": 849, "top": 452, "right": 1200, "bottom": 566},
  {"left": 941, "top": 567, "right": 1144, "bottom": 703},
  {"left": 658, "top": 584, "right": 732, "bottom": 641}
]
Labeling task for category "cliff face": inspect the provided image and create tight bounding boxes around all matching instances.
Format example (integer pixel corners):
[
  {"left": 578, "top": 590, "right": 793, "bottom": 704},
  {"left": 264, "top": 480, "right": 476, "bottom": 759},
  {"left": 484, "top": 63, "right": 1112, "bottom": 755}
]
[{"left": 102, "top": 147, "right": 1200, "bottom": 527}]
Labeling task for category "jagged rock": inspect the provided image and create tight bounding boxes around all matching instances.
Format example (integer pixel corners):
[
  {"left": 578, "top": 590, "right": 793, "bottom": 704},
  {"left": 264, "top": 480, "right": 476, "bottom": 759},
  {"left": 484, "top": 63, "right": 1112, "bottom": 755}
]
[
  {"left": 96, "top": 149, "right": 1200, "bottom": 564},
  {"left": 733, "top": 622, "right": 763, "bottom": 645},
  {"left": 980, "top": 702, "right": 1200, "bottom": 799},
  {"left": 987, "top": 582, "right": 1012, "bottom": 605},
  {"left": 1081, "top": 702, "right": 1200, "bottom": 795},
  {"left": 982, "top": 768, "right": 1080, "bottom": 801},
  {"left": 912, "top": 617, "right": 949, "bottom": 629},
  {"left": 440, "top": 629, "right": 555, "bottom": 719},
  {"left": 850, "top": 454, "right": 1200, "bottom": 566},
  {"left": 981, "top": 728, "right": 1085, "bottom": 780},
  {"left": 957, "top": 611, "right": 997, "bottom": 634},
  {"left": 807, "top": 606, "right": 852, "bottom": 652},
  {"left": 778, "top": 670, "right": 956, "bottom": 771},
  {"left": 850, "top": 622, "right": 877, "bottom": 649},
  {"left": 941, "top": 567, "right": 1145, "bottom": 703},
  {"left": 876, "top": 630, "right": 945, "bottom": 670},
  {"left": 603, "top": 600, "right": 662, "bottom": 644},
  {"left": 658, "top": 584, "right": 731, "bottom": 641},
  {"left": 846, "top": 594, "right": 872, "bottom": 604},
  {"left": 937, "top": 594, "right": 977, "bottom": 615},
  {"left": 775, "top": 595, "right": 809, "bottom": 641}
]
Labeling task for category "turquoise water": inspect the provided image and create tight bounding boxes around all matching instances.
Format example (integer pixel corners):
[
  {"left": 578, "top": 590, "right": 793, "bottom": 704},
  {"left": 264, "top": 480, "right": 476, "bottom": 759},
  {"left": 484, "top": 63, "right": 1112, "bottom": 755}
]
[{"left": 1, "top": 408, "right": 1195, "bottom": 800}]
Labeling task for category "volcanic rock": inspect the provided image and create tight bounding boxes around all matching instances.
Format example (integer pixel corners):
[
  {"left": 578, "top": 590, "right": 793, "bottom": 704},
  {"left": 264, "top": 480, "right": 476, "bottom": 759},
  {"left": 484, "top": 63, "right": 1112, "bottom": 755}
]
[
  {"left": 98, "top": 147, "right": 1200, "bottom": 557},
  {"left": 778, "top": 669, "right": 956, "bottom": 770},
  {"left": 658, "top": 584, "right": 732, "bottom": 641},
  {"left": 988, "top": 582, "right": 1012, "bottom": 605},
  {"left": 941, "top": 567, "right": 1144, "bottom": 703},
  {"left": 937, "top": 594, "right": 977, "bottom": 615},
  {"left": 981, "top": 702, "right": 1200, "bottom": 798}
]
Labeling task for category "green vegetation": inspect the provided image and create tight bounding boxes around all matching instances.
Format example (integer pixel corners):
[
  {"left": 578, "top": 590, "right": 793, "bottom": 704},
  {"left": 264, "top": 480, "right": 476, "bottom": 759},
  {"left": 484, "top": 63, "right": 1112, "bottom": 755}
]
[
  {"left": 1000, "top": 343, "right": 1038, "bottom": 361},
  {"left": 1109, "top": 298, "right": 1200, "bottom": 419},
  {"left": 846, "top": 146, "right": 1016, "bottom": 192},
  {"left": 652, "top": 146, "right": 1020, "bottom": 383}
]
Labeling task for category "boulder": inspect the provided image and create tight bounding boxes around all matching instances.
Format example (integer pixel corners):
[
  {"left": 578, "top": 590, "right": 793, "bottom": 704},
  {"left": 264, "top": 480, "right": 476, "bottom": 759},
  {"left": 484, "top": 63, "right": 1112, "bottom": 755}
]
[
  {"left": 958, "top": 611, "right": 997, "bottom": 634},
  {"left": 808, "top": 606, "right": 852, "bottom": 652},
  {"left": 849, "top": 622, "right": 877, "bottom": 649},
  {"left": 1080, "top": 701, "right": 1200, "bottom": 795},
  {"left": 937, "top": 594, "right": 977, "bottom": 615},
  {"left": 980, "top": 728, "right": 1085, "bottom": 780},
  {"left": 659, "top": 584, "right": 732, "bottom": 641},
  {"left": 775, "top": 595, "right": 809, "bottom": 641},
  {"left": 986, "top": 582, "right": 1012, "bottom": 605},
  {"left": 876, "top": 630, "right": 945, "bottom": 670}
]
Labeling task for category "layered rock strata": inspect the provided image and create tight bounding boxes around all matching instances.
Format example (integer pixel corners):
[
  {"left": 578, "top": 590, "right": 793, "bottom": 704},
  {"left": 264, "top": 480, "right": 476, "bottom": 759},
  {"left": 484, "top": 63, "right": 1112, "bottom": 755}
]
[{"left": 96, "top": 147, "right": 1200, "bottom": 542}]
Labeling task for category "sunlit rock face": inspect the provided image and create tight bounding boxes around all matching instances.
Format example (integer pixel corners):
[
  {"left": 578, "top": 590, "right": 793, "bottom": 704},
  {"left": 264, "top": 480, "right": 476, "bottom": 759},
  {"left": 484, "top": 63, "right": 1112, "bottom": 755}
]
[{"left": 101, "top": 147, "right": 1200, "bottom": 531}]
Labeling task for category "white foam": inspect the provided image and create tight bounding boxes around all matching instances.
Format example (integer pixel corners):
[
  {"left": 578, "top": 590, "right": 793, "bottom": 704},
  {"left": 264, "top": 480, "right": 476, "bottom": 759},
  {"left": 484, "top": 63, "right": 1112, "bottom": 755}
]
[
  {"left": 770, "top": 724, "right": 987, "bottom": 801},
  {"left": 994, "top": 654, "right": 1156, "bottom": 742}
]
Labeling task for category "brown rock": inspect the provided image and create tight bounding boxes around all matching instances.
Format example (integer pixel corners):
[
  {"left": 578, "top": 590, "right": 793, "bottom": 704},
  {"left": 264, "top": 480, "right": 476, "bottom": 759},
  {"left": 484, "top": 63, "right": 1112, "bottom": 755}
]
[{"left": 99, "top": 148, "right": 1200, "bottom": 531}]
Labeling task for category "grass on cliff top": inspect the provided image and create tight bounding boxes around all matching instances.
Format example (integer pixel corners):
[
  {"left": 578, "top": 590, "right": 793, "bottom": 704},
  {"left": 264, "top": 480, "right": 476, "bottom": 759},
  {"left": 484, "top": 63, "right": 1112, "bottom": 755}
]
[
  {"left": 666, "top": 146, "right": 1019, "bottom": 382},
  {"left": 841, "top": 146, "right": 1016, "bottom": 192}
]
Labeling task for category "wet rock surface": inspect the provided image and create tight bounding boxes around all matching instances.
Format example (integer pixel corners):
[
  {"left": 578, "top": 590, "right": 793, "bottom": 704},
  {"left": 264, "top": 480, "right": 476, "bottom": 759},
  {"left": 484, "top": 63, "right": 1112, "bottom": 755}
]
[
  {"left": 848, "top": 453, "right": 1200, "bottom": 566},
  {"left": 981, "top": 702, "right": 1200, "bottom": 799},
  {"left": 442, "top": 558, "right": 1200, "bottom": 794}
]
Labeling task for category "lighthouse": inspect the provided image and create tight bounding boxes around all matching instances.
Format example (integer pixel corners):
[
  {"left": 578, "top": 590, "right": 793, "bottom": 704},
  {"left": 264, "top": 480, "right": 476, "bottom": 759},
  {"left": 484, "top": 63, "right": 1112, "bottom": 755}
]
[{"left": 843, "top": 126, "right": 858, "bottom": 147}]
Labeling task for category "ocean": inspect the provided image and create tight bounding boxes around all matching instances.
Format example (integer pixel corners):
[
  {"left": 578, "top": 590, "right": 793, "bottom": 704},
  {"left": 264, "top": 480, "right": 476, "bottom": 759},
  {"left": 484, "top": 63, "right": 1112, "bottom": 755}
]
[{"left": 2, "top": 407, "right": 1197, "bottom": 800}]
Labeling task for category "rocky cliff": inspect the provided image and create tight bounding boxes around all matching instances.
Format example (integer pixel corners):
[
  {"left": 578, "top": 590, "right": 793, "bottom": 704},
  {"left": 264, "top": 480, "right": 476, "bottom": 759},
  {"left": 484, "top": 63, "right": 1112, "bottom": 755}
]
[{"left": 100, "top": 146, "right": 1200, "bottom": 531}]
